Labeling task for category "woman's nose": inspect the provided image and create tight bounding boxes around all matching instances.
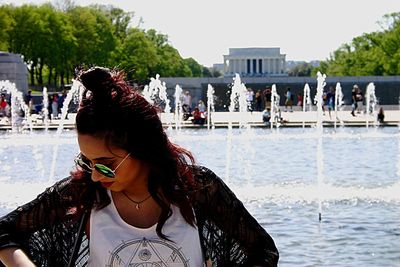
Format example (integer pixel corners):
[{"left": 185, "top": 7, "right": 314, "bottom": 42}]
[{"left": 91, "top": 171, "right": 102, "bottom": 182}]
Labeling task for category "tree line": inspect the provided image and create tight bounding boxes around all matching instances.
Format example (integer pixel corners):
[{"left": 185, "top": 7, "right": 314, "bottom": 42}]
[
  {"left": 0, "top": 3, "right": 220, "bottom": 89},
  {"left": 290, "top": 12, "right": 400, "bottom": 77}
]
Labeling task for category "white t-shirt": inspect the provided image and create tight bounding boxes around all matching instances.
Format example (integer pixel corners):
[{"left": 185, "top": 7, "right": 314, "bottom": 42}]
[
  {"left": 183, "top": 94, "right": 192, "bottom": 107},
  {"left": 89, "top": 192, "right": 204, "bottom": 267}
]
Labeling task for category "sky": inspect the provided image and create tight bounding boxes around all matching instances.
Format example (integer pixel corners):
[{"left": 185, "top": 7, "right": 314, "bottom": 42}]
[{"left": 2, "top": 0, "right": 400, "bottom": 67}]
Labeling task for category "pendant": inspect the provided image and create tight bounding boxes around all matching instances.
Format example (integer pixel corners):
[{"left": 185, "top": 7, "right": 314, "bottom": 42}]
[{"left": 136, "top": 204, "right": 140, "bottom": 210}]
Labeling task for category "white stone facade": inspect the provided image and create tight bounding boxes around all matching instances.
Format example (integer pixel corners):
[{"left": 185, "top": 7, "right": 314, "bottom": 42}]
[{"left": 223, "top": 48, "right": 286, "bottom": 77}]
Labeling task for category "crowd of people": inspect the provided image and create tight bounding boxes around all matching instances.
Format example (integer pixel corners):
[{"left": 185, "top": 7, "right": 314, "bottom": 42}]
[{"left": 0, "top": 84, "right": 388, "bottom": 127}]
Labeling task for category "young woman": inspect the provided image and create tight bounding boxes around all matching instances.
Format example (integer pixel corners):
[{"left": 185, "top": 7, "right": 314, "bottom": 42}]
[{"left": 0, "top": 67, "right": 279, "bottom": 267}]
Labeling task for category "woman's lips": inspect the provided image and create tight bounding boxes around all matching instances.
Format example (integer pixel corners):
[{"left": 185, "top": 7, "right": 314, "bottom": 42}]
[{"left": 101, "top": 181, "right": 114, "bottom": 188}]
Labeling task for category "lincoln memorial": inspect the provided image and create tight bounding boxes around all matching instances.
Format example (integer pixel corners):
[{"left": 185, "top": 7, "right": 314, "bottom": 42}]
[{"left": 223, "top": 47, "right": 287, "bottom": 77}]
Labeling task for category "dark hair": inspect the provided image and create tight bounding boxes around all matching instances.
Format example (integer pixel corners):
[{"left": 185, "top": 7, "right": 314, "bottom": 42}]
[{"left": 75, "top": 67, "right": 196, "bottom": 239}]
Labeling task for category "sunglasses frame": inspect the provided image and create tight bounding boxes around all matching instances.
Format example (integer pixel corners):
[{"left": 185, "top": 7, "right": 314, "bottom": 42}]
[{"left": 74, "top": 152, "right": 131, "bottom": 179}]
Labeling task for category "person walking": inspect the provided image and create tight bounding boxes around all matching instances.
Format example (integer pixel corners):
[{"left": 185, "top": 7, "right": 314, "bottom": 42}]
[
  {"left": 351, "top": 85, "right": 358, "bottom": 116},
  {"left": 355, "top": 86, "right": 364, "bottom": 114},
  {"left": 326, "top": 86, "right": 335, "bottom": 119},
  {"left": 284, "top": 87, "right": 293, "bottom": 112}
]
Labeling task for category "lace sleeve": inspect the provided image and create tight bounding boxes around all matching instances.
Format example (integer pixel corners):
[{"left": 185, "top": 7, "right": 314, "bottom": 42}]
[
  {"left": 0, "top": 177, "right": 91, "bottom": 266},
  {"left": 194, "top": 166, "right": 279, "bottom": 267}
]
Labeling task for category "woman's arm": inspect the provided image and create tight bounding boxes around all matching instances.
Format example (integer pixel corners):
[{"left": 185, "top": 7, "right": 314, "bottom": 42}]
[
  {"left": 0, "top": 247, "right": 35, "bottom": 267},
  {"left": 0, "top": 177, "right": 89, "bottom": 266},
  {"left": 0, "top": 178, "right": 68, "bottom": 247}
]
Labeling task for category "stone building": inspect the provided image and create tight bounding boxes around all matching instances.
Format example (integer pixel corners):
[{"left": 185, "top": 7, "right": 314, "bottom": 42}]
[
  {"left": 0, "top": 52, "right": 28, "bottom": 93},
  {"left": 223, "top": 47, "right": 287, "bottom": 77}
]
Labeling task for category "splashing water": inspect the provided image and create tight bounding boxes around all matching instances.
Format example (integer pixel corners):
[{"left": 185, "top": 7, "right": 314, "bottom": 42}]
[
  {"left": 366, "top": 82, "right": 378, "bottom": 128},
  {"left": 174, "top": 84, "right": 183, "bottom": 130},
  {"left": 225, "top": 74, "right": 250, "bottom": 183},
  {"left": 0, "top": 80, "right": 32, "bottom": 133},
  {"left": 270, "top": 84, "right": 280, "bottom": 129},
  {"left": 42, "top": 87, "right": 50, "bottom": 131},
  {"left": 334, "top": 82, "right": 344, "bottom": 129},
  {"left": 159, "top": 80, "right": 171, "bottom": 114},
  {"left": 303, "top": 83, "right": 312, "bottom": 111},
  {"left": 302, "top": 83, "right": 312, "bottom": 128},
  {"left": 48, "top": 80, "right": 82, "bottom": 183},
  {"left": 142, "top": 74, "right": 170, "bottom": 112},
  {"left": 207, "top": 84, "right": 215, "bottom": 130},
  {"left": 228, "top": 74, "right": 249, "bottom": 129},
  {"left": 316, "top": 71, "right": 327, "bottom": 221}
]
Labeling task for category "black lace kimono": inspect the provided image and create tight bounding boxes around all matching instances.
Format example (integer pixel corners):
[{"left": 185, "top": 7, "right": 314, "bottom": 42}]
[{"left": 0, "top": 166, "right": 279, "bottom": 266}]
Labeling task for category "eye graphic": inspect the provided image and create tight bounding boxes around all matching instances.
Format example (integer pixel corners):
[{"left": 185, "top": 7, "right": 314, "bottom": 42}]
[{"left": 138, "top": 249, "right": 151, "bottom": 261}]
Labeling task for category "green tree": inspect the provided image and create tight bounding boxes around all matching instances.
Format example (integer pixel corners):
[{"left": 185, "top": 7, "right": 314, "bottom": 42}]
[
  {"left": 1, "top": 2, "right": 213, "bottom": 87},
  {"left": 145, "top": 29, "right": 191, "bottom": 77},
  {"left": 43, "top": 5, "right": 76, "bottom": 86},
  {"left": 318, "top": 12, "right": 400, "bottom": 76},
  {"left": 7, "top": 4, "right": 52, "bottom": 86},
  {"left": 67, "top": 6, "right": 116, "bottom": 68},
  {"left": 288, "top": 62, "right": 313, "bottom": 76},
  {"left": 373, "top": 13, "right": 400, "bottom": 74},
  {"left": 184, "top": 57, "right": 202, "bottom": 77},
  {"left": 0, "top": 5, "right": 13, "bottom": 51},
  {"left": 154, "top": 44, "right": 191, "bottom": 77},
  {"left": 201, "top": 66, "right": 222, "bottom": 77},
  {"left": 116, "top": 28, "right": 159, "bottom": 82}
]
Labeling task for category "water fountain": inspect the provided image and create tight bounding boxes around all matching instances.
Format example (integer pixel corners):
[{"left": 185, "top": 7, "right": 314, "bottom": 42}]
[
  {"left": 48, "top": 80, "right": 82, "bottom": 182},
  {"left": 0, "top": 80, "right": 32, "bottom": 132},
  {"left": 365, "top": 82, "right": 378, "bottom": 128},
  {"left": 315, "top": 71, "right": 326, "bottom": 221},
  {"left": 303, "top": 83, "right": 312, "bottom": 110},
  {"left": 42, "top": 86, "right": 50, "bottom": 131},
  {"left": 228, "top": 73, "right": 249, "bottom": 129},
  {"left": 142, "top": 74, "right": 170, "bottom": 111},
  {"left": 174, "top": 84, "right": 183, "bottom": 130},
  {"left": 334, "top": 82, "right": 344, "bottom": 129},
  {"left": 142, "top": 74, "right": 172, "bottom": 128},
  {"left": 270, "top": 84, "right": 280, "bottom": 129},
  {"left": 0, "top": 73, "right": 399, "bottom": 267},
  {"left": 206, "top": 84, "right": 215, "bottom": 130},
  {"left": 302, "top": 83, "right": 311, "bottom": 128}
]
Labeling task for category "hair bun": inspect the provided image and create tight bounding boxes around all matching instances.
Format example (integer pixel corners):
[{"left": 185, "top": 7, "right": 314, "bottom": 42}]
[{"left": 79, "top": 67, "right": 112, "bottom": 92}]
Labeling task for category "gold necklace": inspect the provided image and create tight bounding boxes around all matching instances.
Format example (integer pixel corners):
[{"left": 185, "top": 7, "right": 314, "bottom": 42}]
[{"left": 122, "top": 191, "right": 152, "bottom": 210}]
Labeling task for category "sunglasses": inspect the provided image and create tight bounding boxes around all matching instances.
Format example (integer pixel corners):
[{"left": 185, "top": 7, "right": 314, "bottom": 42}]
[{"left": 74, "top": 152, "right": 131, "bottom": 179}]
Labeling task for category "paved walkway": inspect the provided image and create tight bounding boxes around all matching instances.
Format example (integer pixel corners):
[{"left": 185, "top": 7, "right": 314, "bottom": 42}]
[{"left": 0, "top": 106, "right": 399, "bottom": 130}]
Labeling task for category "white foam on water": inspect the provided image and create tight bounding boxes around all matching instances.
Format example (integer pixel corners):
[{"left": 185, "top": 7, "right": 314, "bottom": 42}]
[{"left": 230, "top": 181, "right": 400, "bottom": 204}]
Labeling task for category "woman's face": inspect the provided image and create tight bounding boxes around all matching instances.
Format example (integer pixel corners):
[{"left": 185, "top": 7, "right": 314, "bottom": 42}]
[{"left": 77, "top": 133, "right": 149, "bottom": 192}]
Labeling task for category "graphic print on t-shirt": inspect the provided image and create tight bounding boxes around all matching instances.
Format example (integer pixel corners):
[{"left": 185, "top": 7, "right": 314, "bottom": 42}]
[{"left": 107, "top": 237, "right": 189, "bottom": 267}]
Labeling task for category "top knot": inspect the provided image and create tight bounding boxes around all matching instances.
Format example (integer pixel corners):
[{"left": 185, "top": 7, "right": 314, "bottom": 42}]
[
  {"left": 79, "top": 67, "right": 112, "bottom": 92},
  {"left": 77, "top": 66, "right": 118, "bottom": 107}
]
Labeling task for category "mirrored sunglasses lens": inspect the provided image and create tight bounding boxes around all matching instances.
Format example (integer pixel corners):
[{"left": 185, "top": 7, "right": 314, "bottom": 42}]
[
  {"left": 95, "top": 164, "right": 115, "bottom": 178},
  {"left": 75, "top": 158, "right": 92, "bottom": 173}
]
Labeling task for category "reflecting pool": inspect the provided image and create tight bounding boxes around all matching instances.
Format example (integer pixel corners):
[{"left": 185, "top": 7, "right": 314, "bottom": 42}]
[{"left": 0, "top": 127, "right": 399, "bottom": 267}]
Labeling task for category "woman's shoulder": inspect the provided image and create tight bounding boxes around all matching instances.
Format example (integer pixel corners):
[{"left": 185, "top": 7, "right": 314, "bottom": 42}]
[
  {"left": 43, "top": 176, "right": 93, "bottom": 203},
  {"left": 189, "top": 165, "right": 228, "bottom": 197},
  {"left": 190, "top": 165, "right": 219, "bottom": 184}
]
